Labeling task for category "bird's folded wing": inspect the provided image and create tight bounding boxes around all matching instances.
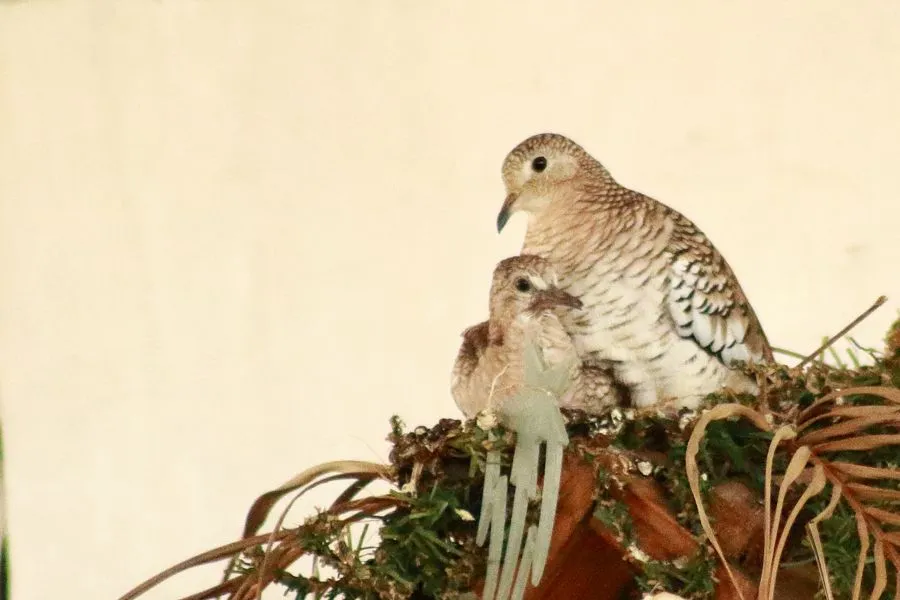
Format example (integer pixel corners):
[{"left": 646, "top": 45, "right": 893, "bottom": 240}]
[
  {"left": 458, "top": 321, "right": 490, "bottom": 364},
  {"left": 664, "top": 214, "right": 772, "bottom": 365},
  {"left": 576, "top": 362, "right": 623, "bottom": 411},
  {"left": 451, "top": 320, "right": 491, "bottom": 418}
]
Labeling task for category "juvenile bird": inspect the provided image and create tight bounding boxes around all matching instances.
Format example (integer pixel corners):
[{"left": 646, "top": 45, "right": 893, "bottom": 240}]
[
  {"left": 496, "top": 133, "right": 773, "bottom": 409},
  {"left": 451, "top": 255, "right": 622, "bottom": 419}
]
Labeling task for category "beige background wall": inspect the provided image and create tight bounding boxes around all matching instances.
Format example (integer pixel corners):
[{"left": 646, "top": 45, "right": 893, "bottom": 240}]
[{"left": 1, "top": 1, "right": 898, "bottom": 598}]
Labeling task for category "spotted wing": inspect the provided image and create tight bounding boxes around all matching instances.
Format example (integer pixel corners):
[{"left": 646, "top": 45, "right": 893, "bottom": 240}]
[
  {"left": 450, "top": 321, "right": 491, "bottom": 417},
  {"left": 664, "top": 212, "right": 772, "bottom": 366}
]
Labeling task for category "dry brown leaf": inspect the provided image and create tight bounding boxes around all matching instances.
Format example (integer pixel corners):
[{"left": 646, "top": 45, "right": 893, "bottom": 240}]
[
  {"left": 759, "top": 425, "right": 799, "bottom": 599},
  {"left": 240, "top": 460, "right": 389, "bottom": 538},
  {"left": 799, "top": 386, "right": 900, "bottom": 422},
  {"left": 117, "top": 530, "right": 295, "bottom": 600},
  {"left": 800, "top": 405, "right": 900, "bottom": 431},
  {"left": 767, "top": 462, "right": 827, "bottom": 600},
  {"left": 255, "top": 469, "right": 386, "bottom": 600},
  {"left": 807, "top": 484, "right": 844, "bottom": 600},
  {"left": 800, "top": 414, "right": 900, "bottom": 445},
  {"left": 686, "top": 403, "right": 773, "bottom": 600},
  {"left": 852, "top": 509, "right": 872, "bottom": 600},
  {"left": 713, "top": 564, "right": 759, "bottom": 600},
  {"left": 872, "top": 540, "right": 888, "bottom": 600},
  {"left": 621, "top": 477, "right": 700, "bottom": 561},
  {"left": 846, "top": 482, "right": 900, "bottom": 502},
  {"left": 760, "top": 445, "right": 827, "bottom": 600},
  {"left": 865, "top": 507, "right": 900, "bottom": 527},
  {"left": 709, "top": 481, "right": 766, "bottom": 563},
  {"left": 830, "top": 462, "right": 900, "bottom": 481},
  {"left": 774, "top": 563, "right": 826, "bottom": 600},
  {"left": 813, "top": 434, "right": 900, "bottom": 453}
]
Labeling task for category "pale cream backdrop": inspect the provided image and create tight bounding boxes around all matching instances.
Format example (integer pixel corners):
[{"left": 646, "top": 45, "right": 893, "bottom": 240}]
[{"left": 1, "top": 1, "right": 898, "bottom": 598}]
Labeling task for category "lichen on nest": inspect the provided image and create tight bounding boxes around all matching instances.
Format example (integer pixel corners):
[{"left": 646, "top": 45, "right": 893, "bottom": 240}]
[{"left": 119, "top": 315, "right": 900, "bottom": 600}]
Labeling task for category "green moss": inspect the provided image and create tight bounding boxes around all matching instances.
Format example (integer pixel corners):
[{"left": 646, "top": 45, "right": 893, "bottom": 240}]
[
  {"left": 636, "top": 550, "right": 719, "bottom": 599},
  {"left": 377, "top": 487, "right": 473, "bottom": 597}
]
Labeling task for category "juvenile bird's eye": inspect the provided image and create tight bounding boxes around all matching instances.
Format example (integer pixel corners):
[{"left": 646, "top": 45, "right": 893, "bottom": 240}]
[
  {"left": 531, "top": 156, "right": 548, "bottom": 172},
  {"left": 515, "top": 278, "right": 532, "bottom": 292}
]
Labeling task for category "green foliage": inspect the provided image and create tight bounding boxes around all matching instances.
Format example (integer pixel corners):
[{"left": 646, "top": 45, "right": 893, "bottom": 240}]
[
  {"left": 377, "top": 487, "right": 471, "bottom": 597},
  {"left": 636, "top": 550, "right": 719, "bottom": 599},
  {"left": 802, "top": 501, "right": 866, "bottom": 599},
  {"left": 265, "top": 489, "right": 481, "bottom": 600},
  {"left": 592, "top": 495, "right": 634, "bottom": 545}
]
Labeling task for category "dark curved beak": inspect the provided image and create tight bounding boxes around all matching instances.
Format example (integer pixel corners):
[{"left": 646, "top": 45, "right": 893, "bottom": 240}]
[
  {"left": 528, "top": 287, "right": 583, "bottom": 312},
  {"left": 496, "top": 193, "right": 518, "bottom": 233}
]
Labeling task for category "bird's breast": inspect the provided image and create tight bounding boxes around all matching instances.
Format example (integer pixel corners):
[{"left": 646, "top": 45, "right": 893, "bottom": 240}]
[{"left": 535, "top": 313, "right": 579, "bottom": 367}]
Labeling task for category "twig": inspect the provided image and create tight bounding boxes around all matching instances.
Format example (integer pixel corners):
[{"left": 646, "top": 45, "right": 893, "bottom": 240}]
[
  {"left": 797, "top": 296, "right": 887, "bottom": 369},
  {"left": 771, "top": 346, "right": 807, "bottom": 361},
  {"left": 116, "top": 531, "right": 293, "bottom": 600}
]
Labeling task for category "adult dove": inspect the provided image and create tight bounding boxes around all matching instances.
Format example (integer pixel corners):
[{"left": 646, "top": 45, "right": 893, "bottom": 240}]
[
  {"left": 451, "top": 254, "right": 622, "bottom": 419},
  {"left": 496, "top": 133, "right": 773, "bottom": 409}
]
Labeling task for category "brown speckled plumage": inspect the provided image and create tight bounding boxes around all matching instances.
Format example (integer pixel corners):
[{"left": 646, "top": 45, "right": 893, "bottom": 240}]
[
  {"left": 450, "top": 255, "right": 621, "bottom": 419},
  {"left": 497, "top": 133, "right": 772, "bottom": 408}
]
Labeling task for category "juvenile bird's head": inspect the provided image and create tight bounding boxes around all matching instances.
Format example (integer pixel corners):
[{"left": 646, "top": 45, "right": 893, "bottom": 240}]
[
  {"left": 488, "top": 255, "right": 582, "bottom": 329},
  {"left": 497, "top": 133, "right": 608, "bottom": 232}
]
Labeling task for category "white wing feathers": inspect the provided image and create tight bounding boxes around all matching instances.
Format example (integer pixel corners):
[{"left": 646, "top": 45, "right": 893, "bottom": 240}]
[{"left": 667, "top": 255, "right": 753, "bottom": 365}]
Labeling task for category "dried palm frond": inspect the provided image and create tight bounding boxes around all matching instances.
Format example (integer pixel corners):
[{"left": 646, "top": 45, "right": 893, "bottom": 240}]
[
  {"left": 683, "top": 300, "right": 900, "bottom": 600},
  {"left": 796, "top": 385, "right": 900, "bottom": 600},
  {"left": 119, "top": 460, "right": 401, "bottom": 600}
]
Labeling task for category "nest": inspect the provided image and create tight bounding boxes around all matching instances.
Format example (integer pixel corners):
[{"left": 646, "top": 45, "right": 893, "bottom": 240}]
[{"left": 119, "top": 313, "right": 900, "bottom": 600}]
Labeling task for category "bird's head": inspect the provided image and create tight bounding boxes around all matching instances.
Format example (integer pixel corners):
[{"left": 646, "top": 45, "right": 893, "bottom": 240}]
[
  {"left": 488, "top": 255, "right": 582, "bottom": 327},
  {"left": 497, "top": 133, "right": 602, "bottom": 233}
]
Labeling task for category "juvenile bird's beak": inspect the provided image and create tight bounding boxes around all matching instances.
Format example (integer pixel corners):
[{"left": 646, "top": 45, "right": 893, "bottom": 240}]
[
  {"left": 496, "top": 192, "right": 518, "bottom": 233},
  {"left": 528, "top": 287, "right": 583, "bottom": 312}
]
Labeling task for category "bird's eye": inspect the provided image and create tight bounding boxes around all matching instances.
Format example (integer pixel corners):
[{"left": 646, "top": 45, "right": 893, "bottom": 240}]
[
  {"left": 515, "top": 278, "right": 532, "bottom": 292},
  {"left": 531, "top": 156, "right": 548, "bottom": 172}
]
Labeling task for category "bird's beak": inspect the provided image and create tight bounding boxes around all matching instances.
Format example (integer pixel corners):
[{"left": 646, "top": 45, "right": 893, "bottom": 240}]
[
  {"left": 528, "top": 287, "right": 583, "bottom": 312},
  {"left": 496, "top": 192, "right": 518, "bottom": 233}
]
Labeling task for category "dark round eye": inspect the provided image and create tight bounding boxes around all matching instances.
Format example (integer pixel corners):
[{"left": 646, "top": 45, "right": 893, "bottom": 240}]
[
  {"left": 531, "top": 156, "right": 548, "bottom": 172},
  {"left": 515, "top": 278, "right": 532, "bottom": 292}
]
